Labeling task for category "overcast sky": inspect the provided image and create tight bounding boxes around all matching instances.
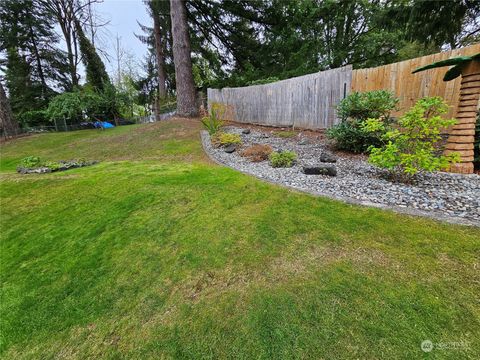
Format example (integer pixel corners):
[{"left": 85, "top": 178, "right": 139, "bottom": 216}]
[{"left": 96, "top": 0, "right": 151, "bottom": 75}]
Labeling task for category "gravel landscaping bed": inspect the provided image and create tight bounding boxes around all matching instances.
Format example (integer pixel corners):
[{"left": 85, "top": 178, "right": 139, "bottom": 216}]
[{"left": 202, "top": 127, "right": 480, "bottom": 226}]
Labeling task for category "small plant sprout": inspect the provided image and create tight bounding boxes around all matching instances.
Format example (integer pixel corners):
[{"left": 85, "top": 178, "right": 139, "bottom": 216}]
[{"left": 201, "top": 102, "right": 226, "bottom": 135}]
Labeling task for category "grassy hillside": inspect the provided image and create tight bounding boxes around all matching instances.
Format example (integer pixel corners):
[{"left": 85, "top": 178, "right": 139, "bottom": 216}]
[{"left": 1, "top": 119, "right": 478, "bottom": 359}]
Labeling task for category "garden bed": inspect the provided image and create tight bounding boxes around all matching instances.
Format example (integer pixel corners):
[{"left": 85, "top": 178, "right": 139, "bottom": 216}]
[
  {"left": 17, "top": 159, "right": 98, "bottom": 174},
  {"left": 202, "top": 126, "right": 480, "bottom": 226}
]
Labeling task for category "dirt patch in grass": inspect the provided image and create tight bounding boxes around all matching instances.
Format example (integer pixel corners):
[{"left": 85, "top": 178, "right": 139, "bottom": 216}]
[{"left": 178, "top": 246, "right": 399, "bottom": 303}]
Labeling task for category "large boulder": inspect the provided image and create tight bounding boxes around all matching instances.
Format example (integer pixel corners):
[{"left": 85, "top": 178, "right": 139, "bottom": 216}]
[
  {"left": 224, "top": 144, "right": 237, "bottom": 153},
  {"left": 303, "top": 164, "right": 337, "bottom": 176},
  {"left": 320, "top": 152, "right": 337, "bottom": 163}
]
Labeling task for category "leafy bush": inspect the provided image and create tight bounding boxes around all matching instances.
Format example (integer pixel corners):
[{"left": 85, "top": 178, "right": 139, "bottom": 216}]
[
  {"left": 240, "top": 144, "right": 273, "bottom": 162},
  {"left": 326, "top": 121, "right": 384, "bottom": 153},
  {"left": 363, "top": 97, "right": 460, "bottom": 181},
  {"left": 17, "top": 110, "right": 49, "bottom": 127},
  {"left": 46, "top": 85, "right": 122, "bottom": 124},
  {"left": 46, "top": 89, "right": 103, "bottom": 123},
  {"left": 337, "top": 90, "right": 399, "bottom": 120},
  {"left": 43, "top": 161, "right": 61, "bottom": 171},
  {"left": 212, "top": 132, "right": 242, "bottom": 147},
  {"left": 327, "top": 90, "right": 399, "bottom": 153},
  {"left": 202, "top": 102, "right": 225, "bottom": 135},
  {"left": 269, "top": 151, "right": 297, "bottom": 168},
  {"left": 18, "top": 156, "right": 42, "bottom": 169}
]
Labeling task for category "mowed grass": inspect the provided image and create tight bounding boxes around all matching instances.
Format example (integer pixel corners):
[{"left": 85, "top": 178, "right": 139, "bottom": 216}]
[{"left": 1, "top": 119, "right": 479, "bottom": 359}]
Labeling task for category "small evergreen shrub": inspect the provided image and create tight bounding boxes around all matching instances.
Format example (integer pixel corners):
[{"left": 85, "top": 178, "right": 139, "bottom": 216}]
[
  {"left": 269, "top": 151, "right": 297, "bottom": 168},
  {"left": 327, "top": 90, "right": 399, "bottom": 153},
  {"left": 240, "top": 144, "right": 273, "bottom": 162},
  {"left": 202, "top": 103, "right": 225, "bottom": 135},
  {"left": 212, "top": 132, "right": 242, "bottom": 147},
  {"left": 363, "top": 97, "right": 460, "bottom": 182}
]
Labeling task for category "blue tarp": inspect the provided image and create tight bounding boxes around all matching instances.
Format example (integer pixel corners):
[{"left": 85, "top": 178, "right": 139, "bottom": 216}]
[{"left": 94, "top": 121, "right": 115, "bottom": 129}]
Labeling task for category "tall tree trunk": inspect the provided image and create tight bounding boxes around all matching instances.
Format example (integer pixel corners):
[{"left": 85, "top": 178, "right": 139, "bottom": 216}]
[
  {"left": 170, "top": 0, "right": 198, "bottom": 117},
  {"left": 153, "top": 97, "right": 161, "bottom": 122},
  {"left": 153, "top": 12, "right": 167, "bottom": 99},
  {"left": 0, "top": 82, "right": 20, "bottom": 138}
]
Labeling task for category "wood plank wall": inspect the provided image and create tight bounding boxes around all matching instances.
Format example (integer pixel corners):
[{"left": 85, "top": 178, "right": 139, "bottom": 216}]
[
  {"left": 351, "top": 44, "right": 480, "bottom": 118},
  {"left": 207, "top": 65, "right": 352, "bottom": 129},
  {"left": 207, "top": 44, "right": 479, "bottom": 129}
]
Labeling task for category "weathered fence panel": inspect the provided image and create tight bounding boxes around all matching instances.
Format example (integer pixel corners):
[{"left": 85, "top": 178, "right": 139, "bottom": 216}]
[
  {"left": 208, "top": 65, "right": 352, "bottom": 129},
  {"left": 208, "top": 44, "right": 480, "bottom": 129},
  {"left": 351, "top": 44, "right": 480, "bottom": 118}
]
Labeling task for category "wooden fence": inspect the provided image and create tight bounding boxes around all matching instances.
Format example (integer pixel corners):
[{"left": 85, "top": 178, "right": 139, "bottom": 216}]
[
  {"left": 207, "top": 66, "right": 352, "bottom": 129},
  {"left": 351, "top": 44, "right": 480, "bottom": 118},
  {"left": 207, "top": 44, "right": 480, "bottom": 129}
]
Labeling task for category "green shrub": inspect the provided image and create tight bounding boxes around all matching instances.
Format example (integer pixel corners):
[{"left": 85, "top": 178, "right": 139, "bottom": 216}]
[
  {"left": 326, "top": 121, "right": 385, "bottom": 153},
  {"left": 337, "top": 90, "right": 399, "bottom": 120},
  {"left": 327, "top": 90, "right": 398, "bottom": 153},
  {"left": 44, "top": 161, "right": 61, "bottom": 171},
  {"left": 17, "top": 110, "right": 49, "bottom": 127},
  {"left": 18, "top": 156, "right": 42, "bottom": 169},
  {"left": 202, "top": 103, "right": 225, "bottom": 135},
  {"left": 269, "top": 151, "right": 297, "bottom": 168},
  {"left": 363, "top": 97, "right": 460, "bottom": 182},
  {"left": 212, "top": 132, "right": 242, "bottom": 147}
]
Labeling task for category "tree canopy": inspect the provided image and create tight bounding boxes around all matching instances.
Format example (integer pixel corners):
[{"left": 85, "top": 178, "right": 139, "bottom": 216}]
[{"left": 1, "top": 0, "right": 478, "bottom": 127}]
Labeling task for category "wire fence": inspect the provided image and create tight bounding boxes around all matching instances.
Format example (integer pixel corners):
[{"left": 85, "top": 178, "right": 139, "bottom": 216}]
[{"left": 1, "top": 110, "right": 178, "bottom": 141}]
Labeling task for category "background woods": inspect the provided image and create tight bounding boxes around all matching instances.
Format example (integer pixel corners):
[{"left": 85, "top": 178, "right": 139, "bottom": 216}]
[{"left": 1, "top": 0, "right": 479, "bottom": 131}]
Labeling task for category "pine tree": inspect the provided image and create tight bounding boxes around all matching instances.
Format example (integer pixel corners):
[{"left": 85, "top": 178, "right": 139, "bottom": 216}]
[
  {"left": 74, "top": 18, "right": 111, "bottom": 91},
  {"left": 0, "top": 81, "right": 20, "bottom": 137},
  {"left": 170, "top": 0, "right": 197, "bottom": 117},
  {"left": 0, "top": 0, "right": 69, "bottom": 123}
]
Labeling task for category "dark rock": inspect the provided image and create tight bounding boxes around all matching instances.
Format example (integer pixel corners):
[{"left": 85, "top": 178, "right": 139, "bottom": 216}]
[
  {"left": 303, "top": 164, "right": 337, "bottom": 176},
  {"left": 224, "top": 144, "right": 237, "bottom": 153},
  {"left": 320, "top": 152, "right": 337, "bottom": 163},
  {"left": 242, "top": 128, "right": 251, "bottom": 134}
]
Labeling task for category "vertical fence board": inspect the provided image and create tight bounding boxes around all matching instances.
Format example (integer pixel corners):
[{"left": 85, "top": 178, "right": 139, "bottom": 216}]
[
  {"left": 351, "top": 44, "right": 480, "bottom": 118},
  {"left": 208, "top": 66, "right": 352, "bottom": 129},
  {"left": 208, "top": 44, "right": 479, "bottom": 129}
]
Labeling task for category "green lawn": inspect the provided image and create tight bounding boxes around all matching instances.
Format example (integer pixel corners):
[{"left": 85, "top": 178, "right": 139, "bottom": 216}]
[{"left": 1, "top": 119, "right": 479, "bottom": 359}]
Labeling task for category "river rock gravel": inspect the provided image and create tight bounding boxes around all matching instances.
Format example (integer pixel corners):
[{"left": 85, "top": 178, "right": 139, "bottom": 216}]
[{"left": 201, "top": 126, "right": 480, "bottom": 226}]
